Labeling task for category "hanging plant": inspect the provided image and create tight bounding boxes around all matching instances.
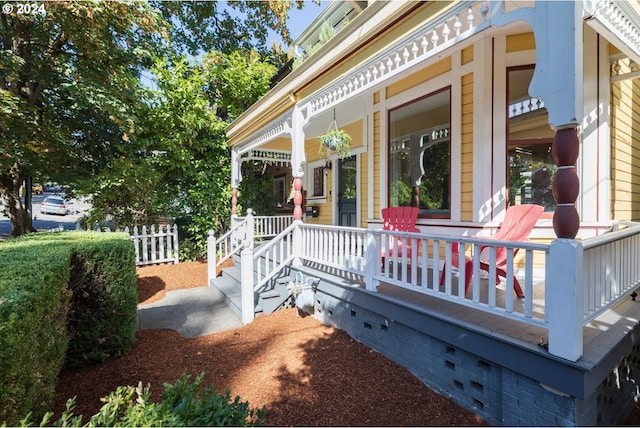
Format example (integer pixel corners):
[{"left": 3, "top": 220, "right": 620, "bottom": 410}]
[{"left": 318, "top": 109, "right": 352, "bottom": 159}]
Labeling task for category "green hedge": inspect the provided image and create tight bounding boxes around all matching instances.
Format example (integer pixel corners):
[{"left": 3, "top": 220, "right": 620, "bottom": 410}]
[{"left": 0, "top": 231, "right": 138, "bottom": 425}]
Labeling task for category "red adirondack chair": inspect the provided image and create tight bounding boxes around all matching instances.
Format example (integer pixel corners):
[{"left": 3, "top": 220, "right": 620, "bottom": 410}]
[
  {"left": 439, "top": 204, "right": 544, "bottom": 297},
  {"left": 381, "top": 206, "right": 420, "bottom": 260}
]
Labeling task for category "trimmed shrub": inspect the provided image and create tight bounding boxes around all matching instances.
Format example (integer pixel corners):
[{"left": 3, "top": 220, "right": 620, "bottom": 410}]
[
  {"left": 64, "top": 237, "right": 137, "bottom": 367},
  {"left": 0, "top": 235, "right": 72, "bottom": 425},
  {"left": 0, "top": 231, "right": 137, "bottom": 425}
]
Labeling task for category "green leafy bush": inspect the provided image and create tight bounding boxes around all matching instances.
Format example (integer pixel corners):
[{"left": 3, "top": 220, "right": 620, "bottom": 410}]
[
  {"left": 31, "top": 373, "right": 265, "bottom": 427},
  {"left": 0, "top": 231, "right": 138, "bottom": 425}
]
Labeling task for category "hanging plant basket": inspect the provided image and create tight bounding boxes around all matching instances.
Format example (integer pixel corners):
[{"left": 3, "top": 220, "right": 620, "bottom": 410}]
[{"left": 318, "top": 109, "right": 352, "bottom": 159}]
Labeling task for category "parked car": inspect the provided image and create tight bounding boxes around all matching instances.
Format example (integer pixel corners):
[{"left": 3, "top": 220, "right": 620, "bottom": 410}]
[
  {"left": 31, "top": 183, "right": 43, "bottom": 194},
  {"left": 40, "top": 196, "right": 69, "bottom": 215},
  {"left": 44, "top": 182, "right": 61, "bottom": 193}
]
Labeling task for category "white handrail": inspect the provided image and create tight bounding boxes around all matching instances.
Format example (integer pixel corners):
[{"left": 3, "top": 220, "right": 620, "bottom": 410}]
[
  {"left": 251, "top": 222, "right": 298, "bottom": 292},
  {"left": 207, "top": 217, "right": 249, "bottom": 283},
  {"left": 253, "top": 215, "right": 295, "bottom": 239}
]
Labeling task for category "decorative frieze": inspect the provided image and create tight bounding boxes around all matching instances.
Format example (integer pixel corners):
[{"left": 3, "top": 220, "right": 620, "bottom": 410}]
[{"left": 304, "top": 2, "right": 491, "bottom": 118}]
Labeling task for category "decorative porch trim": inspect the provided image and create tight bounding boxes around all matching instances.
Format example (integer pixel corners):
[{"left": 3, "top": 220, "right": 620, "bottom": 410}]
[
  {"left": 236, "top": 118, "right": 290, "bottom": 156},
  {"left": 610, "top": 53, "right": 640, "bottom": 82},
  {"left": 585, "top": 0, "right": 640, "bottom": 64},
  {"left": 239, "top": 149, "right": 292, "bottom": 167},
  {"left": 301, "top": 2, "right": 491, "bottom": 118}
]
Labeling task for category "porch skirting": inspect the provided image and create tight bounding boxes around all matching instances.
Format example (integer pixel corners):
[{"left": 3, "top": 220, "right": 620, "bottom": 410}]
[{"left": 300, "top": 266, "right": 640, "bottom": 426}]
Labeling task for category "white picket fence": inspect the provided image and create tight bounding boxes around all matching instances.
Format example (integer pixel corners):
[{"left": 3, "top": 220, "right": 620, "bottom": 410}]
[{"left": 91, "top": 224, "right": 179, "bottom": 266}]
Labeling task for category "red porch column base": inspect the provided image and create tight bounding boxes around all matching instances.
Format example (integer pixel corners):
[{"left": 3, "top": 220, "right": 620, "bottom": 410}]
[
  {"left": 551, "top": 127, "right": 580, "bottom": 238},
  {"left": 231, "top": 188, "right": 238, "bottom": 215},
  {"left": 293, "top": 177, "right": 303, "bottom": 221}
]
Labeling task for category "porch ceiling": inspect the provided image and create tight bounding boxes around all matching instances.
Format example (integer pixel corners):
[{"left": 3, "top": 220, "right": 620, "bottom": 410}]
[{"left": 304, "top": 93, "right": 368, "bottom": 138}]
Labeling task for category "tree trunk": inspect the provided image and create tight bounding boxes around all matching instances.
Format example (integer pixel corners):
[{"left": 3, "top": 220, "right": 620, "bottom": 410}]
[{"left": 0, "top": 165, "right": 36, "bottom": 237}]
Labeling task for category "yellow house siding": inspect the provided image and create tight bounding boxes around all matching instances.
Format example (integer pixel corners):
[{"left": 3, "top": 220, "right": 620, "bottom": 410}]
[
  {"left": 262, "top": 138, "right": 292, "bottom": 151},
  {"left": 611, "top": 78, "right": 640, "bottom": 221},
  {"left": 461, "top": 45, "right": 474, "bottom": 65},
  {"left": 506, "top": 32, "right": 535, "bottom": 53},
  {"left": 385, "top": 57, "right": 452, "bottom": 99},
  {"left": 373, "top": 111, "right": 381, "bottom": 221},
  {"left": 304, "top": 136, "right": 331, "bottom": 225},
  {"left": 460, "top": 73, "right": 474, "bottom": 222},
  {"left": 360, "top": 152, "right": 368, "bottom": 227}
]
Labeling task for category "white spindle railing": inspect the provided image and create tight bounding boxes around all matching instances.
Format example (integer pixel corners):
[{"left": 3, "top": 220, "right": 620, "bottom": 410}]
[
  {"left": 208, "top": 211, "right": 296, "bottom": 296},
  {"left": 225, "top": 216, "right": 640, "bottom": 362},
  {"left": 301, "top": 224, "right": 368, "bottom": 275},
  {"left": 207, "top": 213, "right": 250, "bottom": 284},
  {"left": 91, "top": 224, "right": 179, "bottom": 266},
  {"left": 252, "top": 222, "right": 298, "bottom": 292},
  {"left": 582, "top": 222, "right": 640, "bottom": 323},
  {"left": 297, "top": 224, "right": 549, "bottom": 327},
  {"left": 231, "top": 213, "right": 295, "bottom": 239},
  {"left": 254, "top": 215, "right": 295, "bottom": 239}
]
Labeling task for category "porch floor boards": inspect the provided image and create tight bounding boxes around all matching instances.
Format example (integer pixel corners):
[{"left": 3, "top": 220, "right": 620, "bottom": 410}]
[{"left": 296, "top": 260, "right": 640, "bottom": 368}]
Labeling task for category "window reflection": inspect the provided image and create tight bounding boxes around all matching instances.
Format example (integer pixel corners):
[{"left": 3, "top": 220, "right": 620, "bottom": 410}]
[
  {"left": 389, "top": 88, "right": 451, "bottom": 217},
  {"left": 507, "top": 66, "right": 556, "bottom": 212}
]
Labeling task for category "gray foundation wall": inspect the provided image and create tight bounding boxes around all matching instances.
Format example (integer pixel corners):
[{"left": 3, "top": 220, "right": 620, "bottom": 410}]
[{"left": 311, "top": 285, "right": 638, "bottom": 426}]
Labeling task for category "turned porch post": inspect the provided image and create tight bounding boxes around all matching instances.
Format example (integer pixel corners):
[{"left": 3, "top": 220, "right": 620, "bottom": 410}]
[
  {"left": 528, "top": 1, "right": 583, "bottom": 238},
  {"left": 527, "top": 1, "right": 584, "bottom": 361},
  {"left": 289, "top": 105, "right": 308, "bottom": 221},
  {"left": 551, "top": 128, "right": 580, "bottom": 238},
  {"left": 231, "top": 148, "right": 241, "bottom": 217}
]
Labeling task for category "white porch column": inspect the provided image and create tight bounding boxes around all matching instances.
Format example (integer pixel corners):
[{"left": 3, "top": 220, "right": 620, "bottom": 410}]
[
  {"left": 240, "top": 241, "right": 255, "bottom": 324},
  {"left": 528, "top": 1, "right": 583, "bottom": 239},
  {"left": 231, "top": 148, "right": 241, "bottom": 217},
  {"left": 547, "top": 239, "right": 584, "bottom": 361},
  {"left": 527, "top": 2, "right": 584, "bottom": 361},
  {"left": 290, "top": 105, "right": 308, "bottom": 221}
]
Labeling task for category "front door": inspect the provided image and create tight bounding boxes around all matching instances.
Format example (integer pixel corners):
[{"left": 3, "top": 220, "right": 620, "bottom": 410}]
[{"left": 337, "top": 155, "right": 357, "bottom": 226}]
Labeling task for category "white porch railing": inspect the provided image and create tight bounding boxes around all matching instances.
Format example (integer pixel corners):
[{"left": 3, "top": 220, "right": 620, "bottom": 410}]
[
  {"left": 91, "top": 224, "right": 179, "bottom": 266},
  {"left": 207, "top": 210, "right": 295, "bottom": 287},
  {"left": 225, "top": 218, "right": 640, "bottom": 362},
  {"left": 300, "top": 224, "right": 550, "bottom": 327},
  {"left": 207, "top": 216, "right": 248, "bottom": 284},
  {"left": 582, "top": 222, "right": 640, "bottom": 323}
]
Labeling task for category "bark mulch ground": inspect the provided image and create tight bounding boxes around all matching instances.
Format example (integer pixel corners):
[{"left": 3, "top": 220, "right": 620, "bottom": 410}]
[{"left": 53, "top": 261, "right": 640, "bottom": 426}]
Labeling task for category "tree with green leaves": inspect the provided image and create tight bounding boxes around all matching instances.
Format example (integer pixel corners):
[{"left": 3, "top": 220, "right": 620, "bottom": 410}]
[
  {"left": 87, "top": 51, "right": 277, "bottom": 258},
  {"left": 1, "top": 0, "right": 301, "bottom": 237}
]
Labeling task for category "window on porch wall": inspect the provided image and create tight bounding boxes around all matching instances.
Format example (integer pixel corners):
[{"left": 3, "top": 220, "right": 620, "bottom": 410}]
[
  {"left": 274, "top": 174, "right": 287, "bottom": 207},
  {"left": 507, "top": 65, "right": 556, "bottom": 212},
  {"left": 389, "top": 87, "right": 451, "bottom": 218}
]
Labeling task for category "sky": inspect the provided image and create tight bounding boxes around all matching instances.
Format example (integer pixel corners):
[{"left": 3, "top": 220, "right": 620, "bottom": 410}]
[
  {"left": 276, "top": 0, "right": 329, "bottom": 46},
  {"left": 141, "top": 1, "right": 329, "bottom": 88}
]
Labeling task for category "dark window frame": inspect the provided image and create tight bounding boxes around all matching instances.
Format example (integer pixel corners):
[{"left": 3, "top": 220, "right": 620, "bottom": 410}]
[{"left": 387, "top": 86, "right": 452, "bottom": 219}]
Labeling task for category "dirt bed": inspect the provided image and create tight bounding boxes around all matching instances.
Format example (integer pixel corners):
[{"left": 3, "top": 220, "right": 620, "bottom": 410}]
[{"left": 54, "top": 261, "right": 639, "bottom": 426}]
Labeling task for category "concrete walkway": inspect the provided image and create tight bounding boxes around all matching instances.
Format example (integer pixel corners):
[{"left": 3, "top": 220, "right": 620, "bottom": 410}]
[{"left": 136, "top": 286, "right": 243, "bottom": 338}]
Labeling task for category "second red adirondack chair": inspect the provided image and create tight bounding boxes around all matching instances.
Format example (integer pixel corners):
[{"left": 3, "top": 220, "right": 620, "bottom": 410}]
[{"left": 439, "top": 204, "right": 544, "bottom": 297}]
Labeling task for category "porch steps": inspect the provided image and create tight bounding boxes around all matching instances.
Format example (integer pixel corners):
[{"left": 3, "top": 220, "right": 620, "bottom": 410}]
[{"left": 210, "top": 251, "right": 293, "bottom": 319}]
